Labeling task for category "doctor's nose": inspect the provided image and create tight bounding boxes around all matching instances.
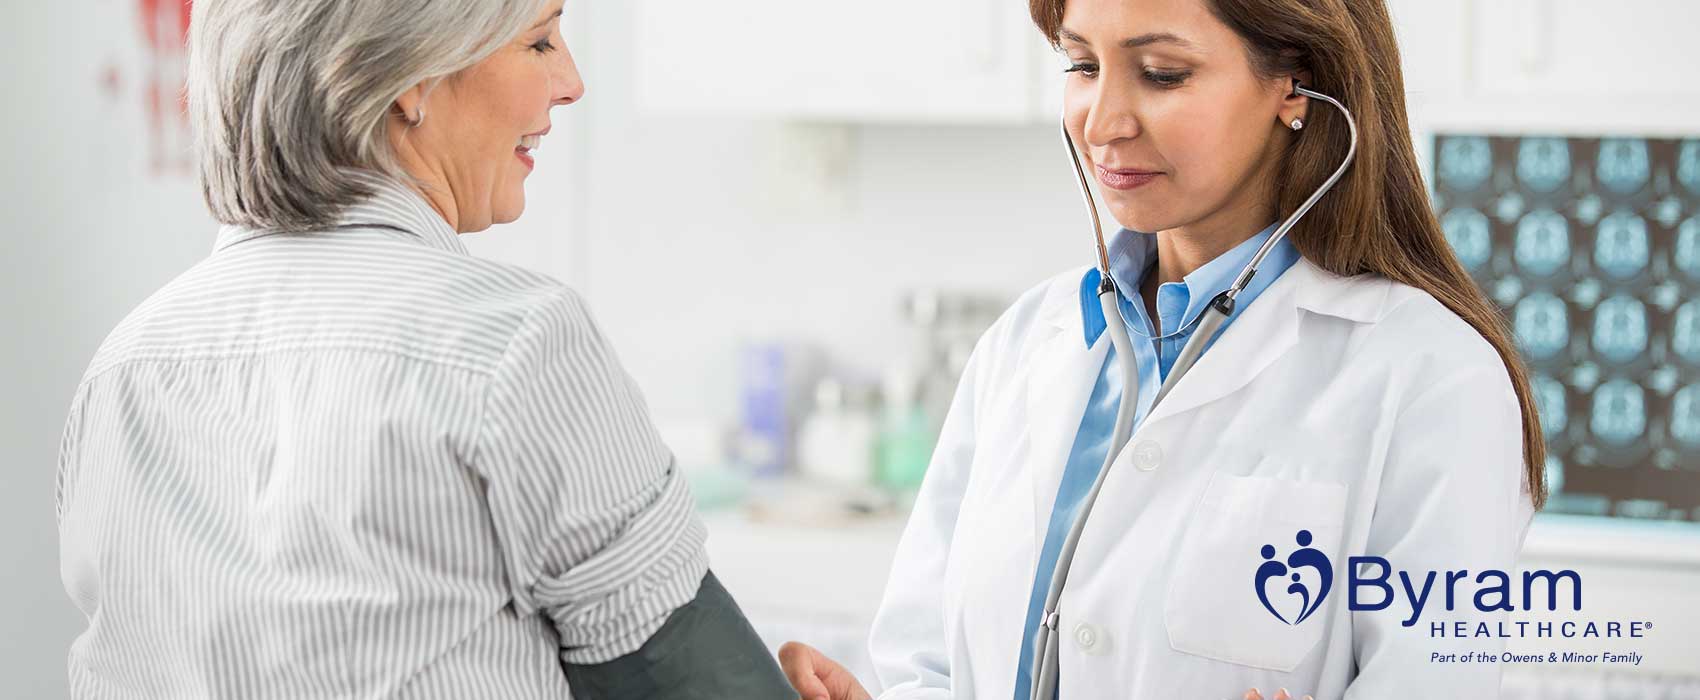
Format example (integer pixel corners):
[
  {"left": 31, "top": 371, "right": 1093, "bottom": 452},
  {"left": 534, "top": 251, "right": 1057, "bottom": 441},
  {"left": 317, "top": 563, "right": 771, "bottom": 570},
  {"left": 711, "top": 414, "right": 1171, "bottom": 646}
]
[{"left": 1081, "top": 74, "right": 1142, "bottom": 148}]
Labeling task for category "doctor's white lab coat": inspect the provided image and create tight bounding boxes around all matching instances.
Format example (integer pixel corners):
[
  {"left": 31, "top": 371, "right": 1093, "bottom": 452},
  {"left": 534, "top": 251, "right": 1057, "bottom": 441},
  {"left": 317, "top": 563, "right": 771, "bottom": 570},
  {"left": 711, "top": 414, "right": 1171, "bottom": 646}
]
[{"left": 868, "top": 258, "right": 1537, "bottom": 699}]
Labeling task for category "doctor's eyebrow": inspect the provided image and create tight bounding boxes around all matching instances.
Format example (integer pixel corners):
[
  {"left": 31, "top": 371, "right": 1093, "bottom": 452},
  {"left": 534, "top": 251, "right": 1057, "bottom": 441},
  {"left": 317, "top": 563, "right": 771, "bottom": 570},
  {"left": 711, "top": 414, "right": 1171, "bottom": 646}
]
[{"left": 1057, "top": 28, "right": 1201, "bottom": 51}]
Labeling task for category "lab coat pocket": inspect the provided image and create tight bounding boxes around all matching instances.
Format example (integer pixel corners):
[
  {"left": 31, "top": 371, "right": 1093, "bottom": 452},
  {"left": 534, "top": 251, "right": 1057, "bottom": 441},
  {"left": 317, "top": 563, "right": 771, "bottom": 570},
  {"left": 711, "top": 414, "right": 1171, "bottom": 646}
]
[{"left": 1163, "top": 472, "right": 1347, "bottom": 672}]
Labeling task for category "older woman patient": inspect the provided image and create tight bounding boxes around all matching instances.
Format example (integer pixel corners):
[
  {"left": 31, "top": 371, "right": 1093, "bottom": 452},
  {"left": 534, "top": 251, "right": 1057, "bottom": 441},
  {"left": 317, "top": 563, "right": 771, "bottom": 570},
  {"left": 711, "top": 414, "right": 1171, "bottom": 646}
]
[{"left": 54, "top": 1, "right": 787, "bottom": 697}]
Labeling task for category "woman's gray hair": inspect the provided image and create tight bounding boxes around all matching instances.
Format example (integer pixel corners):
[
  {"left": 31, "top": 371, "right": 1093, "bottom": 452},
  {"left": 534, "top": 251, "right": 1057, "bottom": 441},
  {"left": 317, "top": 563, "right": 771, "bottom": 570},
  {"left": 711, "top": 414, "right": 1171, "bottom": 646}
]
[{"left": 187, "top": 0, "right": 549, "bottom": 230}]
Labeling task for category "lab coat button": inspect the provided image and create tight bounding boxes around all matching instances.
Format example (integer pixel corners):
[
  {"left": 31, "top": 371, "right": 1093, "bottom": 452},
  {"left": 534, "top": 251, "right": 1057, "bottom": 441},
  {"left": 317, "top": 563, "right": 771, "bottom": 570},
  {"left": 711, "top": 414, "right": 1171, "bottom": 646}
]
[
  {"left": 1074, "top": 623, "right": 1097, "bottom": 649},
  {"left": 1072, "top": 622, "right": 1110, "bottom": 655},
  {"left": 1132, "top": 440, "right": 1163, "bottom": 471}
]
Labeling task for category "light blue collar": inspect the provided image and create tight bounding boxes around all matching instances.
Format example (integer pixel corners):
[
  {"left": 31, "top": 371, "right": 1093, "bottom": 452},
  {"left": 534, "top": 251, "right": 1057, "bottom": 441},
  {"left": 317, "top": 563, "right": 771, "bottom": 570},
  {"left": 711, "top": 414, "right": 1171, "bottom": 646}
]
[{"left": 1078, "top": 222, "right": 1293, "bottom": 347}]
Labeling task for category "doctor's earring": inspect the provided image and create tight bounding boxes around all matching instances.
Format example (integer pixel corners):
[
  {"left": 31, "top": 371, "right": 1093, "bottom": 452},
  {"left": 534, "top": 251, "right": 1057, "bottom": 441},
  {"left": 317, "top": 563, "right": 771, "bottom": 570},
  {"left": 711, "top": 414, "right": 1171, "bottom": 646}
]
[{"left": 1289, "top": 117, "right": 1304, "bottom": 131}]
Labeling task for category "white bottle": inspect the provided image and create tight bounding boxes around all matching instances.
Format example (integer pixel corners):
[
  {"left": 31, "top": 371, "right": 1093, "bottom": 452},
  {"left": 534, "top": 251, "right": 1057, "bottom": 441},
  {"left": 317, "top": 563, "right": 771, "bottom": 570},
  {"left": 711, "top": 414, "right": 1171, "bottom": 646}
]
[{"left": 796, "top": 378, "right": 878, "bottom": 487}]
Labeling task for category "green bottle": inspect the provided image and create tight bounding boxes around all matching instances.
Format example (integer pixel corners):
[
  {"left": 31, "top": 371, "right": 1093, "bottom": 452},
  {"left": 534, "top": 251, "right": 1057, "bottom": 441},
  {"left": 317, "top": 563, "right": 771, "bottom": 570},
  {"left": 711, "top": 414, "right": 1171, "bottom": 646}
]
[{"left": 876, "top": 370, "right": 934, "bottom": 491}]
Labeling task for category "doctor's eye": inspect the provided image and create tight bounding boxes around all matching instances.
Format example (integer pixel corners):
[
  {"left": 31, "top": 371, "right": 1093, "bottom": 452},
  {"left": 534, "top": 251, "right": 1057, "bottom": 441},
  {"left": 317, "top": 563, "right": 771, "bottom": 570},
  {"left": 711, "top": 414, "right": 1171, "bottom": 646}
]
[
  {"left": 529, "top": 37, "right": 558, "bottom": 54},
  {"left": 1143, "top": 69, "right": 1191, "bottom": 88},
  {"left": 1064, "top": 62, "right": 1100, "bottom": 79}
]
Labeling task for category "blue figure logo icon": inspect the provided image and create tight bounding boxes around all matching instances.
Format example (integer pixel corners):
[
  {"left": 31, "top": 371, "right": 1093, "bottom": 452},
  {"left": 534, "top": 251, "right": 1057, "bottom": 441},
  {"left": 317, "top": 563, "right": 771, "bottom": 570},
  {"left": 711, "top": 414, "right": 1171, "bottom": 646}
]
[{"left": 1255, "top": 530, "right": 1333, "bottom": 625}]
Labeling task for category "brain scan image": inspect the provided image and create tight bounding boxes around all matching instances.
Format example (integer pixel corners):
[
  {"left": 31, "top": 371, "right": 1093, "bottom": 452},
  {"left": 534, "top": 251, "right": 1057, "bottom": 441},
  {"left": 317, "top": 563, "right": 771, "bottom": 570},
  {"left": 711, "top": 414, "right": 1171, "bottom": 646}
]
[
  {"left": 1677, "top": 217, "right": 1700, "bottom": 282},
  {"left": 1515, "top": 209, "right": 1570, "bottom": 276},
  {"left": 1589, "top": 379, "right": 1646, "bottom": 447},
  {"left": 1514, "top": 292, "right": 1570, "bottom": 360},
  {"left": 1517, "top": 137, "right": 1571, "bottom": 193},
  {"left": 1441, "top": 208, "right": 1492, "bottom": 271},
  {"left": 1674, "top": 300, "right": 1700, "bottom": 364},
  {"left": 1673, "top": 384, "right": 1700, "bottom": 448},
  {"left": 1593, "top": 212, "right": 1649, "bottom": 280},
  {"left": 1438, "top": 136, "right": 1493, "bottom": 191},
  {"left": 1591, "top": 296, "right": 1648, "bottom": 363},
  {"left": 1678, "top": 139, "right": 1700, "bottom": 195},
  {"left": 1533, "top": 374, "right": 1568, "bottom": 436},
  {"left": 1434, "top": 133, "right": 1700, "bottom": 519},
  {"left": 1595, "top": 138, "right": 1650, "bottom": 194}
]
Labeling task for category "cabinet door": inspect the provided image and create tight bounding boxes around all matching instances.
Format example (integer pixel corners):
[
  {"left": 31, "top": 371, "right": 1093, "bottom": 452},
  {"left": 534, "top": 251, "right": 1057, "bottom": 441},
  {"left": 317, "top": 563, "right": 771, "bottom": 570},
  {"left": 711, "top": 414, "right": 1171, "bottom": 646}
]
[
  {"left": 1459, "top": 0, "right": 1700, "bottom": 133},
  {"left": 636, "top": 0, "right": 1042, "bottom": 123},
  {"left": 1386, "top": 0, "right": 1471, "bottom": 102},
  {"left": 1473, "top": 0, "right": 1700, "bottom": 100}
]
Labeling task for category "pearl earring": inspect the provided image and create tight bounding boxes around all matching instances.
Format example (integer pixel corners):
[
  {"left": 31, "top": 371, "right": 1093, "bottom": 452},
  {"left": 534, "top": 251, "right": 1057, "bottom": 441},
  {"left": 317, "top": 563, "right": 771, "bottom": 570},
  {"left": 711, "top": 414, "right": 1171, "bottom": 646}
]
[{"left": 1289, "top": 117, "right": 1304, "bottom": 131}]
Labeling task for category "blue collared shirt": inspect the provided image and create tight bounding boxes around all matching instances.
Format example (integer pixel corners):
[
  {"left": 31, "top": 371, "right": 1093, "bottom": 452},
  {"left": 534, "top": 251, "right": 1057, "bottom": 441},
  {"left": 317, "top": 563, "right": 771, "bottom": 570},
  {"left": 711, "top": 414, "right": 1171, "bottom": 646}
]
[{"left": 1011, "top": 222, "right": 1300, "bottom": 699}]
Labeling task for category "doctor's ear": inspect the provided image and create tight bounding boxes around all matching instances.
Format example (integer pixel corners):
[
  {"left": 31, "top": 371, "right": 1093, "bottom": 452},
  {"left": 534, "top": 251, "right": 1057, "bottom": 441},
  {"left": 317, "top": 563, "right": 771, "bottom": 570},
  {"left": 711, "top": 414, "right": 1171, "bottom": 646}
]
[{"left": 1279, "top": 75, "right": 1311, "bottom": 132}]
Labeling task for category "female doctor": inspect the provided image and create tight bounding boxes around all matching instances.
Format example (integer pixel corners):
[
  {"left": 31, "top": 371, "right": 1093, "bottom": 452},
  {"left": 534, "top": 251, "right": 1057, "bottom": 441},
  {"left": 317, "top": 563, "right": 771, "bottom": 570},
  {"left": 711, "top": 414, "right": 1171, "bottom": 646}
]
[{"left": 781, "top": 0, "right": 1547, "bottom": 698}]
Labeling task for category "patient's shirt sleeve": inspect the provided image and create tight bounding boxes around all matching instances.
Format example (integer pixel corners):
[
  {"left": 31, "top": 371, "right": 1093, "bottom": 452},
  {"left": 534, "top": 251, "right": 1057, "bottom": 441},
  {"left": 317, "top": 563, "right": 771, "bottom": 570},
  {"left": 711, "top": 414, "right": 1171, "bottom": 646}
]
[{"left": 475, "top": 287, "right": 708, "bottom": 665}]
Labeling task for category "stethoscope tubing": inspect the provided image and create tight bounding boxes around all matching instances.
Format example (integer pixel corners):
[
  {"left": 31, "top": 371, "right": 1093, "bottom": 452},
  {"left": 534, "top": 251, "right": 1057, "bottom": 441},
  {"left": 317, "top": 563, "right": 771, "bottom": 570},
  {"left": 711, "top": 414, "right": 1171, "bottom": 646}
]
[{"left": 1031, "top": 80, "right": 1357, "bottom": 700}]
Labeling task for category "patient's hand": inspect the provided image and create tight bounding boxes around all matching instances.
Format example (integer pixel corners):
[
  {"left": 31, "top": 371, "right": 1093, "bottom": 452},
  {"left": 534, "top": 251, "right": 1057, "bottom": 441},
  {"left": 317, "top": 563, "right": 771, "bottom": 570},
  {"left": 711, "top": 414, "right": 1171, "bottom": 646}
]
[{"left": 779, "top": 641, "right": 872, "bottom": 700}]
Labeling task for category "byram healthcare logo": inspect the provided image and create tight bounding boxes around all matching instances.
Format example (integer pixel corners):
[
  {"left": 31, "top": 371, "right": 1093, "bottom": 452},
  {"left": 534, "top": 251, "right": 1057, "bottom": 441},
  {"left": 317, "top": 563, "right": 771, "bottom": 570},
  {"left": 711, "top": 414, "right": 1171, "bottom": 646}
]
[
  {"left": 1256, "top": 530, "right": 1332, "bottom": 625},
  {"left": 1247, "top": 527, "right": 1652, "bottom": 646}
]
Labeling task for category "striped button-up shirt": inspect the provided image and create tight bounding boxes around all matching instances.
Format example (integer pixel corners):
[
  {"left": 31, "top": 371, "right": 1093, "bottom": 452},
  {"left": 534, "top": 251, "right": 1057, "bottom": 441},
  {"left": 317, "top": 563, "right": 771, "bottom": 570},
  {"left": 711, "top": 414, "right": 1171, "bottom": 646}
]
[{"left": 56, "top": 171, "right": 708, "bottom": 699}]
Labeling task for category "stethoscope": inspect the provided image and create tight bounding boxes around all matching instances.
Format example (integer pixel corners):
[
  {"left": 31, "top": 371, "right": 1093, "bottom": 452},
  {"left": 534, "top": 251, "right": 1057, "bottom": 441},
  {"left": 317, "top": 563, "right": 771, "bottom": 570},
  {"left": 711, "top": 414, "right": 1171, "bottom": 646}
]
[{"left": 1028, "top": 78, "right": 1359, "bottom": 700}]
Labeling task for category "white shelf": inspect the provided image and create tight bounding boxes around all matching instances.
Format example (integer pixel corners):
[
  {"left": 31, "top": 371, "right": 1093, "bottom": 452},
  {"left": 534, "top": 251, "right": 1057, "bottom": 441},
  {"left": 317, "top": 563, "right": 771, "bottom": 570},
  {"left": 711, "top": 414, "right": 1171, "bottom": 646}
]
[{"left": 1520, "top": 514, "right": 1700, "bottom": 570}]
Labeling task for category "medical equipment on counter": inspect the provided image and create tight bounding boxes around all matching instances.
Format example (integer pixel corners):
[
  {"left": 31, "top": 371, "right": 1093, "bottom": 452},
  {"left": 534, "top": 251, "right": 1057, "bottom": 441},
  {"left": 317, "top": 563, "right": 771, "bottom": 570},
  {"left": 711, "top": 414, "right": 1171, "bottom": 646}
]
[
  {"left": 1029, "top": 79, "right": 1359, "bottom": 700},
  {"left": 798, "top": 378, "right": 880, "bottom": 486}
]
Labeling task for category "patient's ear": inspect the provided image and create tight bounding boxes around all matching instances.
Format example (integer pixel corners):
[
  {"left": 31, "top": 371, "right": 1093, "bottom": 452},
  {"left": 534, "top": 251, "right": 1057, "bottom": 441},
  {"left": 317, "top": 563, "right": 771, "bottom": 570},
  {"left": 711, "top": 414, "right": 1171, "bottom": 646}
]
[{"left": 393, "top": 84, "right": 426, "bottom": 126}]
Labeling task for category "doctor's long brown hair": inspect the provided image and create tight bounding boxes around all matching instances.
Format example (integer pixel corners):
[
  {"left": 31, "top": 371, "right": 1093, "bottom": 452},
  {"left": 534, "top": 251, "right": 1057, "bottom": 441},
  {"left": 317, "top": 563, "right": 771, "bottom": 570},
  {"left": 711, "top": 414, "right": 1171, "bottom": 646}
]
[{"left": 1030, "top": 0, "right": 1547, "bottom": 509}]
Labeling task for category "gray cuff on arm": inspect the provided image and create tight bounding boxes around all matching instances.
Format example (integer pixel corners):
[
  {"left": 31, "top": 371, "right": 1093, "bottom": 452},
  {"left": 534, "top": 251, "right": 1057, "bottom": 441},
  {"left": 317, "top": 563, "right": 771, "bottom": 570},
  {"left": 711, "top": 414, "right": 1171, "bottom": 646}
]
[{"left": 564, "top": 570, "right": 794, "bottom": 700}]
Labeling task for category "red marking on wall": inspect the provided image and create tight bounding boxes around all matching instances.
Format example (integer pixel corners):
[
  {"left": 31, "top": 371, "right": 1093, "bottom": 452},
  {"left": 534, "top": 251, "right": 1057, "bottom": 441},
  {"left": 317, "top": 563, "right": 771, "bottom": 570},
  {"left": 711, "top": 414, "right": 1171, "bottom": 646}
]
[{"left": 137, "top": 0, "right": 193, "bottom": 176}]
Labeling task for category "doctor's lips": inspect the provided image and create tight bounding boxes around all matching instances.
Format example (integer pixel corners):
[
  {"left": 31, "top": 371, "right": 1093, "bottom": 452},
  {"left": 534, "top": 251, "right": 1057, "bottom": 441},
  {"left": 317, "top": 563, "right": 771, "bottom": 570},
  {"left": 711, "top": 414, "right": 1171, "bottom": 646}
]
[
  {"left": 1095, "top": 163, "right": 1162, "bottom": 190},
  {"left": 516, "top": 126, "right": 549, "bottom": 170}
]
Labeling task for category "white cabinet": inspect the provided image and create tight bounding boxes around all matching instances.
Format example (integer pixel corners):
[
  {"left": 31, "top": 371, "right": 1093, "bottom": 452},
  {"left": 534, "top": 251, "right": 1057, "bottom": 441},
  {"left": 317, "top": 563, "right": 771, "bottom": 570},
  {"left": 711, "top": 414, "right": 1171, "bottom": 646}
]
[
  {"left": 637, "top": 0, "right": 1700, "bottom": 131},
  {"left": 1386, "top": 0, "right": 1473, "bottom": 102},
  {"left": 1472, "top": 0, "right": 1700, "bottom": 101},
  {"left": 1395, "top": 0, "right": 1700, "bottom": 136},
  {"left": 636, "top": 0, "right": 1048, "bottom": 123}
]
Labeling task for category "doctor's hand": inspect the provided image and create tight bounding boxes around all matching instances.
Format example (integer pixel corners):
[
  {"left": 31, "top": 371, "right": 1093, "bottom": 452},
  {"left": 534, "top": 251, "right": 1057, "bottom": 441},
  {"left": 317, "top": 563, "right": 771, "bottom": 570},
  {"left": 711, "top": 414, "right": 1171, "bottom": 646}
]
[
  {"left": 1242, "top": 688, "right": 1313, "bottom": 700},
  {"left": 779, "top": 641, "right": 872, "bottom": 700}
]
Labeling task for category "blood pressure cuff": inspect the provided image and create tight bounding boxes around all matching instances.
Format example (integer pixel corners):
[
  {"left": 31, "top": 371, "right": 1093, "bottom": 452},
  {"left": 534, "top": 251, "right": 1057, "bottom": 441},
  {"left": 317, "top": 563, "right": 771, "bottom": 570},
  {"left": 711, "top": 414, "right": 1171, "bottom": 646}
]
[{"left": 563, "top": 570, "right": 793, "bottom": 699}]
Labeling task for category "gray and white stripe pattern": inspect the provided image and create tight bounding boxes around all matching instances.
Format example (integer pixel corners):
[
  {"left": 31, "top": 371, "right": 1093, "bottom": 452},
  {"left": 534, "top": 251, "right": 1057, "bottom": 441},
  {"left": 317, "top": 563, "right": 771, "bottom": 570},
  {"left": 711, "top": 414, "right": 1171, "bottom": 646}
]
[{"left": 56, "top": 170, "right": 707, "bottom": 698}]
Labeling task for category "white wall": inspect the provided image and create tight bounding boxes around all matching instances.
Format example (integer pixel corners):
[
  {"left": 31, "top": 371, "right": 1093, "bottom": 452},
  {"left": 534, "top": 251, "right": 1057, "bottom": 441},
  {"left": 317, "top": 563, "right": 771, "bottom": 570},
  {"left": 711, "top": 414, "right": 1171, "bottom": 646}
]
[
  {"left": 568, "top": 0, "right": 1087, "bottom": 426},
  {"left": 0, "top": 2, "right": 573, "bottom": 694},
  {"left": 0, "top": 3, "right": 213, "bottom": 695}
]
